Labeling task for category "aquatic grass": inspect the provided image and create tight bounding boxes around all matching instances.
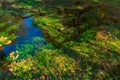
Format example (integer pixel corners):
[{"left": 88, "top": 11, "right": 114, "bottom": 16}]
[{"left": 7, "top": 37, "right": 48, "bottom": 61}]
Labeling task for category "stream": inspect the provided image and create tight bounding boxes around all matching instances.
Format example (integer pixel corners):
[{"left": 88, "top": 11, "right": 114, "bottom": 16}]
[
  {"left": 3, "top": 17, "right": 44, "bottom": 55},
  {"left": 0, "top": 16, "right": 46, "bottom": 79}
]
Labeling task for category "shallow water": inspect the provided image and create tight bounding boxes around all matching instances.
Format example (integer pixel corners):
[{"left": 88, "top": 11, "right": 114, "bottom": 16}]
[{"left": 3, "top": 17, "right": 44, "bottom": 55}]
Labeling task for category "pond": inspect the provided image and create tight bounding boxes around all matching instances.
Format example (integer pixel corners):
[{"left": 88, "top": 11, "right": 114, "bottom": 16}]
[{"left": 3, "top": 17, "right": 45, "bottom": 55}]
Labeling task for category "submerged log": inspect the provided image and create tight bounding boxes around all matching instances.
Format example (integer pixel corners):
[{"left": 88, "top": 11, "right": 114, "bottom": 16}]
[{"left": 22, "top": 14, "right": 33, "bottom": 19}]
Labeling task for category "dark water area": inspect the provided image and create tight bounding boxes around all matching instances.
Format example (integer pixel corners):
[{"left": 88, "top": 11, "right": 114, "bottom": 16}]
[{"left": 3, "top": 17, "right": 44, "bottom": 55}]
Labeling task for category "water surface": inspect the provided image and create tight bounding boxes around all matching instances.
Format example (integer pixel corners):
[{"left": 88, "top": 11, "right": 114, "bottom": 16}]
[{"left": 3, "top": 17, "right": 44, "bottom": 55}]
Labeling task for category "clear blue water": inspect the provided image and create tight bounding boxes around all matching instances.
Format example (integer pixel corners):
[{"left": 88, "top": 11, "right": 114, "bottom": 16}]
[{"left": 3, "top": 17, "right": 44, "bottom": 55}]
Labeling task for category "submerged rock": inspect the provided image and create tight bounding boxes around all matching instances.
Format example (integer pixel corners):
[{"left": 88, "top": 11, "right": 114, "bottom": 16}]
[{"left": 0, "top": 45, "right": 3, "bottom": 51}]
